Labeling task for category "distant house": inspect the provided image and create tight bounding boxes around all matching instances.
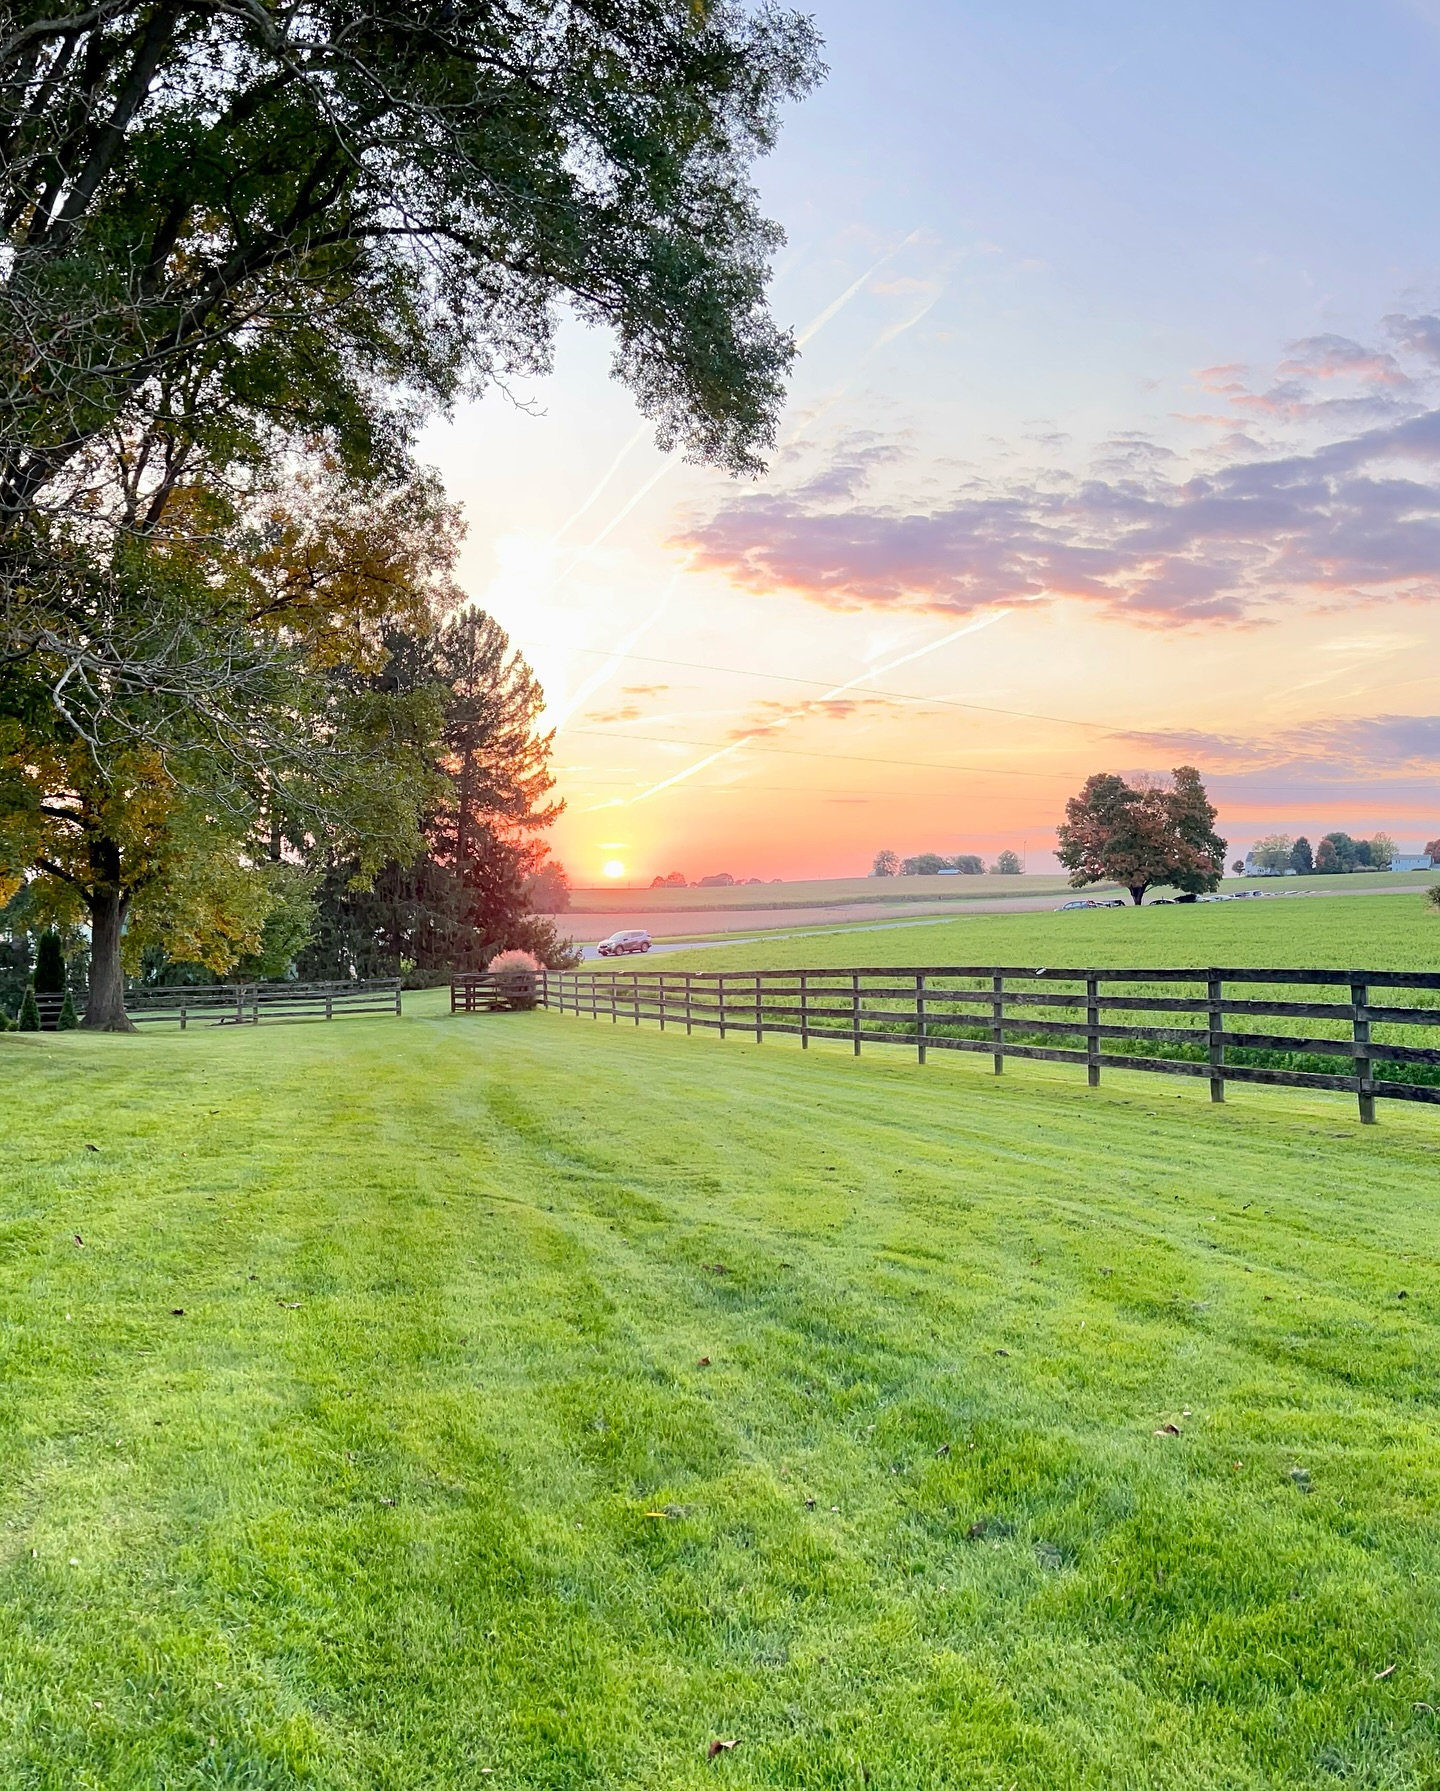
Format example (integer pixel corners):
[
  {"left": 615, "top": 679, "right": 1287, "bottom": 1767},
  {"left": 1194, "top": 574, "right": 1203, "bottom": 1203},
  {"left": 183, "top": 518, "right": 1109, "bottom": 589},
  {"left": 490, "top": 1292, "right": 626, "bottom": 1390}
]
[
  {"left": 1393, "top": 854, "right": 1435, "bottom": 872},
  {"left": 1242, "top": 854, "right": 1294, "bottom": 876}
]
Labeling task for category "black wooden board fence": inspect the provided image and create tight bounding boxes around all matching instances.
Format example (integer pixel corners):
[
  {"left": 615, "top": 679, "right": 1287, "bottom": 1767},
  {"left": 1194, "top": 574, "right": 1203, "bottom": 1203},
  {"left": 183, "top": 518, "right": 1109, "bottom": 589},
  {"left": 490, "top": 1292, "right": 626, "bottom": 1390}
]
[
  {"left": 451, "top": 964, "right": 1440, "bottom": 1123},
  {"left": 32, "top": 979, "right": 402, "bottom": 1029}
]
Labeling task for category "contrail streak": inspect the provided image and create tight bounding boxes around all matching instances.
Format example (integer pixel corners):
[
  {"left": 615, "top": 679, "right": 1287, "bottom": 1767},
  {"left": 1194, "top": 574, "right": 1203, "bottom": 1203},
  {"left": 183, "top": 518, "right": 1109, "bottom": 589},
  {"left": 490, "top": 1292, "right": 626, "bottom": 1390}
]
[
  {"left": 605, "top": 612, "right": 1008, "bottom": 808},
  {"left": 794, "top": 230, "right": 923, "bottom": 346},
  {"left": 554, "top": 423, "right": 649, "bottom": 541},
  {"left": 544, "top": 575, "right": 678, "bottom": 732},
  {"left": 555, "top": 235, "right": 924, "bottom": 592}
]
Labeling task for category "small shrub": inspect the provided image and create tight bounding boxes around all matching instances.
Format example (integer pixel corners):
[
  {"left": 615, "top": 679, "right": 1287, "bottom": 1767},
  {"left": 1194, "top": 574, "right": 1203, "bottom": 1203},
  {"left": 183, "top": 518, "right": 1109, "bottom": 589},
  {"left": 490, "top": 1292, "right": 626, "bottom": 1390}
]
[
  {"left": 488, "top": 949, "right": 541, "bottom": 1010},
  {"left": 17, "top": 983, "right": 41, "bottom": 1032},
  {"left": 1429, "top": 885, "right": 1440, "bottom": 911},
  {"left": 57, "top": 988, "right": 79, "bottom": 1030}
]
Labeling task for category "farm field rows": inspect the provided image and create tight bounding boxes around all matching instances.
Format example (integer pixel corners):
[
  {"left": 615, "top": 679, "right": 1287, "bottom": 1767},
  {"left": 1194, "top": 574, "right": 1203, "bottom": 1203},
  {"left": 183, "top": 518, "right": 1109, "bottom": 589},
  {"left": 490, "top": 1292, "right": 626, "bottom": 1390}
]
[{"left": 3, "top": 998, "right": 1440, "bottom": 1786}]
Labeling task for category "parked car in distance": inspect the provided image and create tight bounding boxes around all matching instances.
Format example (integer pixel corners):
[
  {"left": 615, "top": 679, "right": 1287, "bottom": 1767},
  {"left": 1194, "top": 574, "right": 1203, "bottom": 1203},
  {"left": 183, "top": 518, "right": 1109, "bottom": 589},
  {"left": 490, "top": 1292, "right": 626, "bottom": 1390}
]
[
  {"left": 1057, "top": 899, "right": 1097, "bottom": 910},
  {"left": 597, "top": 929, "right": 652, "bottom": 957},
  {"left": 1099, "top": 899, "right": 1127, "bottom": 908}
]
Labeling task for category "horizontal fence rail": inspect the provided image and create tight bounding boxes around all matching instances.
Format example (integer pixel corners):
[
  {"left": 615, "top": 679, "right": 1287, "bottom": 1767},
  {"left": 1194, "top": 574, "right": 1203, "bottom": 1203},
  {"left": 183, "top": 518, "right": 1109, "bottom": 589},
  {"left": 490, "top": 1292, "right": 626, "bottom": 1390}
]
[
  {"left": 452, "top": 965, "right": 1440, "bottom": 1123},
  {"left": 24, "top": 980, "right": 403, "bottom": 1029}
]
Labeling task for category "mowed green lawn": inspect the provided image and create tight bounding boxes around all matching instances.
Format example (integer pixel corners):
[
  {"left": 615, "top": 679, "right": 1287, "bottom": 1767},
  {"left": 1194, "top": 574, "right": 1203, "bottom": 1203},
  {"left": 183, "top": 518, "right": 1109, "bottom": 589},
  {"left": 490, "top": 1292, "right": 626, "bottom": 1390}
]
[
  {"left": 660, "top": 887, "right": 1440, "bottom": 975},
  {"left": 4, "top": 994, "right": 1440, "bottom": 1788}
]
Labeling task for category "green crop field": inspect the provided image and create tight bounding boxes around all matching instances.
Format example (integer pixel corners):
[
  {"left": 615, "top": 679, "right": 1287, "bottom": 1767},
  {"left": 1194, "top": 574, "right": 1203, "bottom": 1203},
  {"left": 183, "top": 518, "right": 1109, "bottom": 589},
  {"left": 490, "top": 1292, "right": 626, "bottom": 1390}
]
[
  {"left": 4, "top": 996, "right": 1440, "bottom": 1788},
  {"left": 658, "top": 888, "right": 1440, "bottom": 975}
]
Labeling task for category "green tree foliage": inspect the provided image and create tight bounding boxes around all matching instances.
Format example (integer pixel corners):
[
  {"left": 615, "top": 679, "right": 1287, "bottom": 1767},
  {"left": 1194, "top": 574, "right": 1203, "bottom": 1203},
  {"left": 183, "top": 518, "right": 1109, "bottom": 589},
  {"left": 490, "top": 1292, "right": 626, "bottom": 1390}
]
[
  {"left": 300, "top": 611, "right": 576, "bottom": 980},
  {"left": 991, "top": 850, "right": 1022, "bottom": 875},
  {"left": 2, "top": 0, "right": 822, "bottom": 723},
  {"left": 1056, "top": 768, "right": 1226, "bottom": 905},
  {"left": 952, "top": 855, "right": 984, "bottom": 875},
  {"left": 1251, "top": 833, "right": 1294, "bottom": 873},
  {"left": 871, "top": 850, "right": 900, "bottom": 877},
  {"left": 1369, "top": 832, "right": 1396, "bottom": 871},
  {"left": 1291, "top": 836, "right": 1314, "bottom": 874},
  {"left": 0, "top": 473, "right": 453, "bottom": 1027},
  {"left": 16, "top": 981, "right": 39, "bottom": 1030},
  {"left": 56, "top": 987, "right": 77, "bottom": 1029},
  {"left": 31, "top": 930, "right": 64, "bottom": 995}
]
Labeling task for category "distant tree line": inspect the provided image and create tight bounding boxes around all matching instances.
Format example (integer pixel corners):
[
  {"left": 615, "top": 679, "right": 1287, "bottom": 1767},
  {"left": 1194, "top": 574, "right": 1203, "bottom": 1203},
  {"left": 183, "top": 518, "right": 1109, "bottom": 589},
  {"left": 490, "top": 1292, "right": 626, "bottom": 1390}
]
[
  {"left": 1248, "top": 832, "right": 1406, "bottom": 875},
  {"left": 871, "top": 850, "right": 1021, "bottom": 877},
  {"left": 648, "top": 872, "right": 779, "bottom": 888}
]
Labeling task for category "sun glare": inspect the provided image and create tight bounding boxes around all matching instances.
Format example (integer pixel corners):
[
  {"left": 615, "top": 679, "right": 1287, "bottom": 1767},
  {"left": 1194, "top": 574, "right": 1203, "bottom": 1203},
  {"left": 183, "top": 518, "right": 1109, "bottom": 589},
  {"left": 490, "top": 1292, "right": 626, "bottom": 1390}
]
[{"left": 602, "top": 859, "right": 625, "bottom": 880}]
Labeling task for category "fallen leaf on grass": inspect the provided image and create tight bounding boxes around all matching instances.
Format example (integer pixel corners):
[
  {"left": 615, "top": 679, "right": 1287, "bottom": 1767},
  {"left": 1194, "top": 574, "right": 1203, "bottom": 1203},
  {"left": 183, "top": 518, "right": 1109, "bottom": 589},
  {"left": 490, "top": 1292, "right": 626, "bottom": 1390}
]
[
  {"left": 170, "top": 1308, "right": 185, "bottom": 1316},
  {"left": 278, "top": 1301, "right": 301, "bottom": 1309},
  {"left": 707, "top": 1739, "right": 740, "bottom": 1758},
  {"left": 934, "top": 1442, "right": 951, "bottom": 1458},
  {"left": 72, "top": 1235, "right": 83, "bottom": 1247},
  {"left": 701, "top": 1263, "right": 729, "bottom": 1275},
  {"left": 1153, "top": 1423, "right": 1182, "bottom": 1436},
  {"left": 1376, "top": 1664, "right": 1396, "bottom": 1680},
  {"left": 697, "top": 1357, "right": 711, "bottom": 1367},
  {"left": 378, "top": 1497, "right": 396, "bottom": 1507},
  {"left": 84, "top": 1144, "right": 98, "bottom": 1153}
]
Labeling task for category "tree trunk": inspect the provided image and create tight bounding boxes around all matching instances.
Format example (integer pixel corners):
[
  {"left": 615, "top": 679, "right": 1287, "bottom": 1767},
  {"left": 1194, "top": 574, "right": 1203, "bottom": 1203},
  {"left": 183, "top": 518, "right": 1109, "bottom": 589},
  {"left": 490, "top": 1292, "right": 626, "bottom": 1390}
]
[
  {"left": 1129, "top": 886, "right": 1147, "bottom": 905},
  {"left": 83, "top": 886, "right": 135, "bottom": 1032}
]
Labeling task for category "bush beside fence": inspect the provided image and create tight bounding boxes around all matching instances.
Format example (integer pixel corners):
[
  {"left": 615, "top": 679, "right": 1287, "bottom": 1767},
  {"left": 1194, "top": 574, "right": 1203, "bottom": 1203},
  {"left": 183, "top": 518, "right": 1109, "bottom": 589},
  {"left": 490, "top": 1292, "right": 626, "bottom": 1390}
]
[{"left": 451, "top": 964, "right": 1440, "bottom": 1124}]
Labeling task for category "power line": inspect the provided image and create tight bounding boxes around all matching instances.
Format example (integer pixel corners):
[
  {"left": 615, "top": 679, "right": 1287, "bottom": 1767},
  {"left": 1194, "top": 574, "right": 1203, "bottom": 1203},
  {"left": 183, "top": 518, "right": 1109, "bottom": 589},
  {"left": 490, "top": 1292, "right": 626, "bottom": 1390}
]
[
  {"left": 565, "top": 727, "right": 1074, "bottom": 781},
  {"left": 521, "top": 641, "right": 1118, "bottom": 735}
]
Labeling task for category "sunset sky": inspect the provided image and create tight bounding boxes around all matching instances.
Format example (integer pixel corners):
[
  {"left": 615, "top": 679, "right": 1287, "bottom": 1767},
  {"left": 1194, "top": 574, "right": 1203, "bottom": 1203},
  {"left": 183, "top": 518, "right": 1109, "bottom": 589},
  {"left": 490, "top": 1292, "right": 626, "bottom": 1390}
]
[{"left": 423, "top": 0, "right": 1440, "bottom": 886}]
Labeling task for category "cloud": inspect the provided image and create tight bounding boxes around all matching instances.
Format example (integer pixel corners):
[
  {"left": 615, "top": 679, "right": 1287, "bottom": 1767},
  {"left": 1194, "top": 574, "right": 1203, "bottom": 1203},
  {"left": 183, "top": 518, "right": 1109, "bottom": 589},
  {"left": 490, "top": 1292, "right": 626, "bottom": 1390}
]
[
  {"left": 725, "top": 694, "right": 900, "bottom": 742},
  {"left": 1116, "top": 713, "right": 1440, "bottom": 777},
  {"left": 680, "top": 321, "right": 1440, "bottom": 627}
]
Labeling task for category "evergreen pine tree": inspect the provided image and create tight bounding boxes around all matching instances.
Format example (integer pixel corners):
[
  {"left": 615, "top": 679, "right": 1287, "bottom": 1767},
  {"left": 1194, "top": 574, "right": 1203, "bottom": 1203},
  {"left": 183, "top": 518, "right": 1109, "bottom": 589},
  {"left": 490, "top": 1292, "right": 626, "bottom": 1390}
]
[
  {"left": 32, "top": 933, "right": 65, "bottom": 995},
  {"left": 17, "top": 984, "right": 41, "bottom": 1031},
  {"left": 57, "top": 989, "right": 79, "bottom": 1030}
]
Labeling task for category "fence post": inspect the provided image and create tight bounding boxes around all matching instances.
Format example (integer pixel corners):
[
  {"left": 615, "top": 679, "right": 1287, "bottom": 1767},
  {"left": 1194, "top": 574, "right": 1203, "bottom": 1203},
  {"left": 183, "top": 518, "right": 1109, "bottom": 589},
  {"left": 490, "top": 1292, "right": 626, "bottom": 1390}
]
[
  {"left": 917, "top": 972, "right": 927, "bottom": 1064},
  {"left": 718, "top": 976, "right": 727, "bottom": 1040},
  {"left": 1086, "top": 974, "right": 1100, "bottom": 1088},
  {"left": 1207, "top": 972, "right": 1225, "bottom": 1103},
  {"left": 755, "top": 974, "right": 763, "bottom": 1044},
  {"left": 326, "top": 991, "right": 333, "bottom": 1021},
  {"left": 991, "top": 973, "right": 1004, "bottom": 1074},
  {"left": 396, "top": 982, "right": 403, "bottom": 1017},
  {"left": 610, "top": 977, "right": 617, "bottom": 1024},
  {"left": 180, "top": 1006, "right": 187, "bottom": 1032},
  {"left": 1352, "top": 976, "right": 1376, "bottom": 1124},
  {"left": 851, "top": 973, "right": 861, "bottom": 1056},
  {"left": 800, "top": 971, "right": 809, "bottom": 1049},
  {"left": 235, "top": 985, "right": 245, "bottom": 1027},
  {"left": 685, "top": 974, "right": 693, "bottom": 1036},
  {"left": 633, "top": 977, "right": 640, "bottom": 1027},
  {"left": 658, "top": 974, "right": 666, "bottom": 1031}
]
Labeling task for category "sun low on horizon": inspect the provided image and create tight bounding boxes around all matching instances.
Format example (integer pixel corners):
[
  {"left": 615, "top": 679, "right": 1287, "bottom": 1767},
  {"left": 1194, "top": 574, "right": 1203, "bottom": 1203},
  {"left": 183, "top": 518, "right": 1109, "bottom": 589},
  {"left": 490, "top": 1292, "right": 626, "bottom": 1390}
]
[{"left": 425, "top": 0, "right": 1440, "bottom": 887}]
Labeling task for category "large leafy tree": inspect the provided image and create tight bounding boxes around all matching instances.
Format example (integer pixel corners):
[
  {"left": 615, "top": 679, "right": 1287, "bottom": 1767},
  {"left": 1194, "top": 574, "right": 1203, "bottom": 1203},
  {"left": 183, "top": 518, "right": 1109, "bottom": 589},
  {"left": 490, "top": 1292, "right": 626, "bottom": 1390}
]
[
  {"left": 0, "top": 470, "right": 455, "bottom": 1026},
  {"left": 300, "top": 609, "right": 572, "bottom": 979},
  {"left": 2, "top": 0, "right": 822, "bottom": 726},
  {"left": 1056, "top": 767, "right": 1226, "bottom": 906}
]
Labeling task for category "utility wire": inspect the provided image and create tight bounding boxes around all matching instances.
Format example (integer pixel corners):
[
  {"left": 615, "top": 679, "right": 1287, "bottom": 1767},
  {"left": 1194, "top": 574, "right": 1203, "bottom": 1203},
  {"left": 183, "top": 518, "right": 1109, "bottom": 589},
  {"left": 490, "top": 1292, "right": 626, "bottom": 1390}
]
[
  {"left": 565, "top": 727, "right": 1074, "bottom": 781},
  {"left": 523, "top": 641, "right": 1119, "bottom": 735}
]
